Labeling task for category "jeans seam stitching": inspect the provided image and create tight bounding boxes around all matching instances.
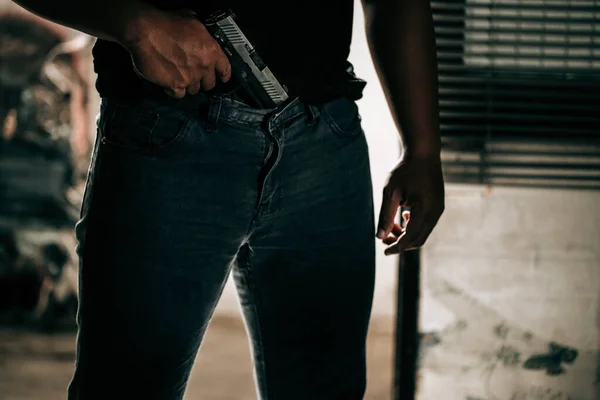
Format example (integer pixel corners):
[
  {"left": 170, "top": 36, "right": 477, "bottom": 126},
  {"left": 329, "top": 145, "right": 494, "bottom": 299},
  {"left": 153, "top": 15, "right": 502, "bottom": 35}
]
[
  {"left": 76, "top": 129, "right": 106, "bottom": 254},
  {"left": 242, "top": 251, "right": 271, "bottom": 400}
]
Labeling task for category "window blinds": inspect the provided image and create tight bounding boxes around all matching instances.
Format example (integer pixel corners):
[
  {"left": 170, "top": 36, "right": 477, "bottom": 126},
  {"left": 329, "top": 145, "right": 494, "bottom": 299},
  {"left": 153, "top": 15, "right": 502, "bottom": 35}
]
[{"left": 432, "top": 0, "right": 600, "bottom": 190}]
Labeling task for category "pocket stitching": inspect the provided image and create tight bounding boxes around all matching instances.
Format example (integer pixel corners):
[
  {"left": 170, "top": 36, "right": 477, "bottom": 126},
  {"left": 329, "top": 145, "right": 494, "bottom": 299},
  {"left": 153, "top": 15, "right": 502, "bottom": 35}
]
[
  {"left": 101, "top": 105, "right": 193, "bottom": 153},
  {"left": 151, "top": 114, "right": 194, "bottom": 152},
  {"left": 322, "top": 100, "right": 363, "bottom": 138},
  {"left": 102, "top": 105, "right": 159, "bottom": 150}
]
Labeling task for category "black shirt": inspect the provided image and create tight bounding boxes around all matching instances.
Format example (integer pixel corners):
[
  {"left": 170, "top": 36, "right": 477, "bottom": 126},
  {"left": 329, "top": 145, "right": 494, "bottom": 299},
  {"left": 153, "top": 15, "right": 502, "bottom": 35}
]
[{"left": 92, "top": 0, "right": 367, "bottom": 105}]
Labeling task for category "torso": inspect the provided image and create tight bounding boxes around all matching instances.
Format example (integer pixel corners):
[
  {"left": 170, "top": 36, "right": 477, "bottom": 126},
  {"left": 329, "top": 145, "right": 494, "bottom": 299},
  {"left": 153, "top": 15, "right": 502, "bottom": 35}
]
[{"left": 92, "top": 0, "right": 363, "bottom": 105}]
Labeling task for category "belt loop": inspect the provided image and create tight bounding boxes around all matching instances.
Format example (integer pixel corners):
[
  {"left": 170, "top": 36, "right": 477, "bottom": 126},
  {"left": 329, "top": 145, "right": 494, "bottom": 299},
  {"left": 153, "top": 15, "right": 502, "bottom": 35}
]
[
  {"left": 306, "top": 104, "right": 320, "bottom": 126},
  {"left": 205, "top": 97, "right": 222, "bottom": 132}
]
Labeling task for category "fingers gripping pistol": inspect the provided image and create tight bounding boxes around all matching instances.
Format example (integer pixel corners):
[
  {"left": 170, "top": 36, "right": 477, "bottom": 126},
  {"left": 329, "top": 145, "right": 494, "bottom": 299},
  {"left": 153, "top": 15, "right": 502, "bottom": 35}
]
[{"left": 202, "top": 9, "right": 290, "bottom": 108}]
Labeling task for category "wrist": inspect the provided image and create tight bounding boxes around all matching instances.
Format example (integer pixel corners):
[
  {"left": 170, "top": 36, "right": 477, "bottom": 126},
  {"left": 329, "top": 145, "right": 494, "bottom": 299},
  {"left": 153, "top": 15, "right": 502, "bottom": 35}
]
[
  {"left": 401, "top": 142, "right": 442, "bottom": 162},
  {"left": 117, "top": 3, "right": 162, "bottom": 51}
]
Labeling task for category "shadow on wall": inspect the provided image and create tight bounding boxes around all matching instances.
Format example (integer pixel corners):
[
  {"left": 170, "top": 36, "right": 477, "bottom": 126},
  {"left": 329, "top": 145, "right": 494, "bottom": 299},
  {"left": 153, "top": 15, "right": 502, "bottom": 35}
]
[{"left": 419, "top": 185, "right": 600, "bottom": 400}]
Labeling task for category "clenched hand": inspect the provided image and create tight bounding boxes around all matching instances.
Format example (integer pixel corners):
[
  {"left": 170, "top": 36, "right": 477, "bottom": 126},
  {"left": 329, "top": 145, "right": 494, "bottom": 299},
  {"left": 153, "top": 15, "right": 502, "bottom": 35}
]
[
  {"left": 376, "top": 154, "right": 445, "bottom": 255},
  {"left": 123, "top": 9, "right": 232, "bottom": 98}
]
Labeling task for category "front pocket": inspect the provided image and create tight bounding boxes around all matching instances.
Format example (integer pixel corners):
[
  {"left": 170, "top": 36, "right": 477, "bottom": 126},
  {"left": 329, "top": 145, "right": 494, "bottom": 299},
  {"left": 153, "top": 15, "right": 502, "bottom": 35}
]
[
  {"left": 101, "top": 101, "right": 193, "bottom": 153},
  {"left": 321, "top": 96, "right": 364, "bottom": 138}
]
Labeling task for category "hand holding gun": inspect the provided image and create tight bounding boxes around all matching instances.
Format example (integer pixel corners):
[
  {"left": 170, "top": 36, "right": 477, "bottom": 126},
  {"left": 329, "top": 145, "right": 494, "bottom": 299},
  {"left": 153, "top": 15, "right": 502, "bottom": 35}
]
[
  {"left": 121, "top": 7, "right": 233, "bottom": 98},
  {"left": 117, "top": 6, "right": 288, "bottom": 107},
  {"left": 201, "top": 9, "right": 289, "bottom": 109}
]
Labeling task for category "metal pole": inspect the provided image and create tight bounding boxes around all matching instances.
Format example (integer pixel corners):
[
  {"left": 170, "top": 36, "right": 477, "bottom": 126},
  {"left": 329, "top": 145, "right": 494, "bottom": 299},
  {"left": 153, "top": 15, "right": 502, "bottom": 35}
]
[{"left": 393, "top": 247, "right": 421, "bottom": 400}]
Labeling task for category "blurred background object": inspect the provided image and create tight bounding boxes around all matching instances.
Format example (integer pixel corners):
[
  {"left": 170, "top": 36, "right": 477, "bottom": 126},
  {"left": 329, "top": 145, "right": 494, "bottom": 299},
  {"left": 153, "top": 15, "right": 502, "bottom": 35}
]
[
  {"left": 0, "top": 10, "right": 91, "bottom": 227},
  {"left": 0, "top": 3, "right": 90, "bottom": 333}
]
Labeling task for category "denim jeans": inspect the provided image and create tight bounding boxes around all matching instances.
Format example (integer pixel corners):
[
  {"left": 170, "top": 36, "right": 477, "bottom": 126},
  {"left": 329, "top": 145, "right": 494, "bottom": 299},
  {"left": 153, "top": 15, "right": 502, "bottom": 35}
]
[{"left": 68, "top": 94, "right": 376, "bottom": 400}]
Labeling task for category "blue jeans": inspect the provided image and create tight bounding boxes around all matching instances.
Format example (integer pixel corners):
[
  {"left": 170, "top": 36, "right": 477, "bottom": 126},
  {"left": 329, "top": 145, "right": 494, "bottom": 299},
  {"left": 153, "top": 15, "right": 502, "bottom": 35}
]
[{"left": 68, "top": 94, "right": 376, "bottom": 400}]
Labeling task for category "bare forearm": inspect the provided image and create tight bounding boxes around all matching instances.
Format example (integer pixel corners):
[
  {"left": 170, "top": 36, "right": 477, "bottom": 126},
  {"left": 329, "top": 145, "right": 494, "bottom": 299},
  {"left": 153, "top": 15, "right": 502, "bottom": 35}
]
[
  {"left": 364, "top": 0, "right": 441, "bottom": 158},
  {"left": 11, "top": 0, "right": 160, "bottom": 48}
]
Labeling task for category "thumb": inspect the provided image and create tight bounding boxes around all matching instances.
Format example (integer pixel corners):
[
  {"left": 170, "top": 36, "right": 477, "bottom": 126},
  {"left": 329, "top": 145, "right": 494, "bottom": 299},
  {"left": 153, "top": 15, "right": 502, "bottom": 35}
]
[
  {"left": 376, "top": 187, "right": 401, "bottom": 239},
  {"left": 165, "top": 87, "right": 186, "bottom": 99}
]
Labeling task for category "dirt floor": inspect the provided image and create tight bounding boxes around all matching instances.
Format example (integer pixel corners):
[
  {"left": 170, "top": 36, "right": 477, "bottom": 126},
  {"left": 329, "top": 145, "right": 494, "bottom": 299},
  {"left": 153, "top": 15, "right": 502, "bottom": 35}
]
[{"left": 0, "top": 315, "right": 395, "bottom": 400}]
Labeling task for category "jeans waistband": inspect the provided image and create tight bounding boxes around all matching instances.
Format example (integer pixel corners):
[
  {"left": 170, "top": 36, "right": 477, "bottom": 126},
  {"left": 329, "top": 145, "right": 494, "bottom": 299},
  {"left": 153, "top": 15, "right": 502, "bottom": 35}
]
[
  {"left": 203, "top": 95, "right": 321, "bottom": 132},
  {"left": 102, "top": 89, "right": 324, "bottom": 133}
]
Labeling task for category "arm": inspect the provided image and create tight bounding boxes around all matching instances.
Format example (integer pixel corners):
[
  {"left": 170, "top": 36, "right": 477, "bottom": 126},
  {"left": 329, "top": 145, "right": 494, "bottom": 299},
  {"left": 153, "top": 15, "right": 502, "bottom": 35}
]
[
  {"left": 11, "top": 0, "right": 231, "bottom": 98},
  {"left": 363, "top": 0, "right": 441, "bottom": 158},
  {"left": 363, "top": 0, "right": 445, "bottom": 252},
  {"left": 11, "top": 0, "right": 159, "bottom": 48}
]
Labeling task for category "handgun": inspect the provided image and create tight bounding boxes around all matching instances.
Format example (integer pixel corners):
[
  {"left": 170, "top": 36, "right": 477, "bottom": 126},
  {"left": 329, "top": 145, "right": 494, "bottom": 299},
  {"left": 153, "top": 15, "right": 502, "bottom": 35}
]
[{"left": 202, "top": 9, "right": 289, "bottom": 109}]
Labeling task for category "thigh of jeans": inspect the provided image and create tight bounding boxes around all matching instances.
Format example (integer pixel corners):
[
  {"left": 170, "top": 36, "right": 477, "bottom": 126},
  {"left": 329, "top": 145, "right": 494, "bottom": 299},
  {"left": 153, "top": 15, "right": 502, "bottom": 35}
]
[
  {"left": 69, "top": 99, "right": 265, "bottom": 399},
  {"left": 234, "top": 98, "right": 377, "bottom": 400}
]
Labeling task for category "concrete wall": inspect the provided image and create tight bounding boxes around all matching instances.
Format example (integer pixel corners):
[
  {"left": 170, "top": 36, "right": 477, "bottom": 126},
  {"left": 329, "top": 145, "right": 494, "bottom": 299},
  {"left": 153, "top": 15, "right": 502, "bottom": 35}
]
[{"left": 419, "top": 185, "right": 600, "bottom": 400}]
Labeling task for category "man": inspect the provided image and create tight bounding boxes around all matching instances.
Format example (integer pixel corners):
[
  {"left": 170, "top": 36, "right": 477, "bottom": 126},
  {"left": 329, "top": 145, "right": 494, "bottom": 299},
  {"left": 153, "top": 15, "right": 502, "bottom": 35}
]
[{"left": 13, "top": 0, "right": 445, "bottom": 398}]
